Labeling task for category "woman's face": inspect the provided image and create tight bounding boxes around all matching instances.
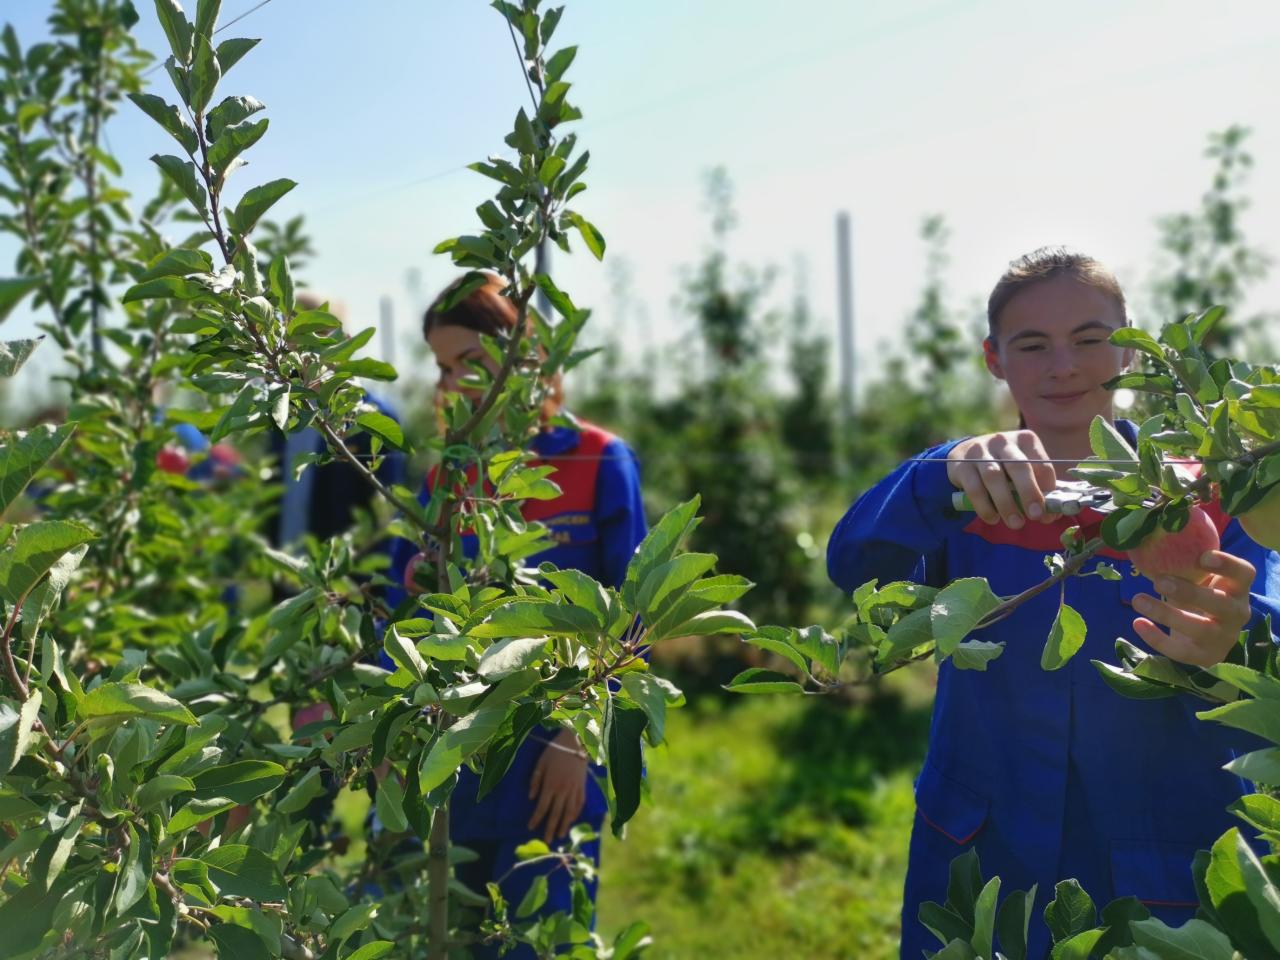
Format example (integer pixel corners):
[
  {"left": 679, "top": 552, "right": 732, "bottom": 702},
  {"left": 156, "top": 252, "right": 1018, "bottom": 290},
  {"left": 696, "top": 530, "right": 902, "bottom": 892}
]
[
  {"left": 985, "top": 275, "right": 1133, "bottom": 436},
  {"left": 427, "top": 324, "right": 501, "bottom": 399}
]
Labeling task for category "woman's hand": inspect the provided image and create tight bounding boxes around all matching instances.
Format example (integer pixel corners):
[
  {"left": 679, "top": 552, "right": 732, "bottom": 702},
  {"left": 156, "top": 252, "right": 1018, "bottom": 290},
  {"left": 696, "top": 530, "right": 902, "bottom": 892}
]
[
  {"left": 527, "top": 729, "right": 588, "bottom": 843},
  {"left": 1131, "top": 550, "right": 1255, "bottom": 667},
  {"left": 946, "top": 430, "right": 1058, "bottom": 528}
]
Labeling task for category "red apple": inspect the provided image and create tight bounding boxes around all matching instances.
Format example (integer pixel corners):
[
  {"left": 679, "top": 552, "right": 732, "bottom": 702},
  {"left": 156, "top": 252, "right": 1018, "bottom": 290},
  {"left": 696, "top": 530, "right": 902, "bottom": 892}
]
[
  {"left": 1127, "top": 506, "right": 1220, "bottom": 586},
  {"left": 1239, "top": 484, "right": 1280, "bottom": 551},
  {"left": 403, "top": 551, "right": 426, "bottom": 593},
  {"left": 155, "top": 445, "right": 190, "bottom": 475}
]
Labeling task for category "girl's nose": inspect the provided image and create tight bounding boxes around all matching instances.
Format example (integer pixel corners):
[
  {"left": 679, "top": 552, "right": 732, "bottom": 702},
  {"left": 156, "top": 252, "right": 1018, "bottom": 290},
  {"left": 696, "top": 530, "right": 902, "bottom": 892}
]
[{"left": 1047, "top": 345, "right": 1079, "bottom": 377}]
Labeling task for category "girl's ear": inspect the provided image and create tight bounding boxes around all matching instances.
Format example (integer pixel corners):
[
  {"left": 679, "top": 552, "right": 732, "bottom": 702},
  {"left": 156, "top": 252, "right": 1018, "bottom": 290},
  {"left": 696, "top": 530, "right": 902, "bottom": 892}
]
[{"left": 983, "top": 337, "right": 1005, "bottom": 380}]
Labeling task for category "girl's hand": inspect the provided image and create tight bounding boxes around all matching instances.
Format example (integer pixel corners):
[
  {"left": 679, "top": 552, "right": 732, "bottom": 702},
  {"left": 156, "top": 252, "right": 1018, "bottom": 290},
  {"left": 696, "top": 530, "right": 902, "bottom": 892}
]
[
  {"left": 1131, "top": 550, "right": 1255, "bottom": 667},
  {"left": 402, "top": 543, "right": 440, "bottom": 594},
  {"left": 527, "top": 730, "right": 588, "bottom": 843},
  {"left": 946, "top": 430, "right": 1058, "bottom": 528}
]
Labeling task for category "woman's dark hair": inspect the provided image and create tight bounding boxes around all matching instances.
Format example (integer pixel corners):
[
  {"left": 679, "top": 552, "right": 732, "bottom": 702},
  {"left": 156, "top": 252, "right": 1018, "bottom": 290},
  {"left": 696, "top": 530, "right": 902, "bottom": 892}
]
[
  {"left": 422, "top": 272, "right": 515, "bottom": 339},
  {"left": 987, "top": 246, "right": 1127, "bottom": 338},
  {"left": 422, "top": 272, "right": 563, "bottom": 417}
]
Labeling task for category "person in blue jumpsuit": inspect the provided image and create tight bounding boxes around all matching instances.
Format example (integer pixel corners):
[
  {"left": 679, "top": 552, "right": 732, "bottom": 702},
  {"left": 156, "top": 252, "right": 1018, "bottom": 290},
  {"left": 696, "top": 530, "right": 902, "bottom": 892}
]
[
  {"left": 826, "top": 247, "right": 1280, "bottom": 959},
  {"left": 385, "top": 272, "right": 647, "bottom": 956}
]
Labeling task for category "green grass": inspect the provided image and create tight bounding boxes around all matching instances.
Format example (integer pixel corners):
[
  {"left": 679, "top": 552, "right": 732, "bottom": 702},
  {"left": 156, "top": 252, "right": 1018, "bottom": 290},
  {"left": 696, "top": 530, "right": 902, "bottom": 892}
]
[{"left": 597, "top": 678, "right": 931, "bottom": 959}]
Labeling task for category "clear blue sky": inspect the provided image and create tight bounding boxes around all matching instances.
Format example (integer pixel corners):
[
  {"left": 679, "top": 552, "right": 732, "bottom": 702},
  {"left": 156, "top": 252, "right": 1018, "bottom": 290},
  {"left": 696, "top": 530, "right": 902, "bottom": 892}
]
[{"left": 4, "top": 0, "right": 1280, "bottom": 409}]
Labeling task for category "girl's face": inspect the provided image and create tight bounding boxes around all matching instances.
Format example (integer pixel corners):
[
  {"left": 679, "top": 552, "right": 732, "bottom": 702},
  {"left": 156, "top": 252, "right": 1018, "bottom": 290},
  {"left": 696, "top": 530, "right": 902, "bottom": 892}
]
[
  {"left": 427, "top": 324, "right": 501, "bottom": 399},
  {"left": 985, "top": 274, "right": 1134, "bottom": 435}
]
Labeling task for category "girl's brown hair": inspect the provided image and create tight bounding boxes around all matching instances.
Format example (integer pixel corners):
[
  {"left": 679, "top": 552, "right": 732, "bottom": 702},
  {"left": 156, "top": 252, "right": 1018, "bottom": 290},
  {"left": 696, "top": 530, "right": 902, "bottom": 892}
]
[
  {"left": 986, "top": 246, "right": 1127, "bottom": 338},
  {"left": 423, "top": 272, "right": 564, "bottom": 418}
]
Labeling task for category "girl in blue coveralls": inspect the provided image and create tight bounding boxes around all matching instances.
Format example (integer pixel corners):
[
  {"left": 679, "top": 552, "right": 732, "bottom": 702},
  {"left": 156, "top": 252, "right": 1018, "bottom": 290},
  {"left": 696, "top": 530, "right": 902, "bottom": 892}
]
[
  {"left": 385, "top": 273, "right": 647, "bottom": 956},
  {"left": 827, "top": 247, "right": 1280, "bottom": 959}
]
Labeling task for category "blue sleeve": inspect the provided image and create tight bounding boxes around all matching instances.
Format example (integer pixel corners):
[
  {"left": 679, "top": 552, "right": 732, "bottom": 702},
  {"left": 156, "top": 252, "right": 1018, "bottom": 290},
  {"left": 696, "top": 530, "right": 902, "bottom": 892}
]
[
  {"left": 826, "top": 439, "right": 968, "bottom": 594},
  {"left": 595, "top": 438, "right": 647, "bottom": 590},
  {"left": 1220, "top": 519, "right": 1280, "bottom": 639}
]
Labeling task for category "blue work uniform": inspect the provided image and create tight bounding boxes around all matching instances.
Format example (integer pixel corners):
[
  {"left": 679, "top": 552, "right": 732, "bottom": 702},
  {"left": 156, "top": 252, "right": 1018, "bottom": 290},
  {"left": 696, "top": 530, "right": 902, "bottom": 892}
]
[
  {"left": 826, "top": 420, "right": 1280, "bottom": 960},
  {"left": 386, "top": 417, "right": 647, "bottom": 955}
]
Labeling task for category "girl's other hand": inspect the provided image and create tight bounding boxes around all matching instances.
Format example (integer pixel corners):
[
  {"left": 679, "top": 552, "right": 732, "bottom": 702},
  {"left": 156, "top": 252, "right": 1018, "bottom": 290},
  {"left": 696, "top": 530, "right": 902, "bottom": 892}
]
[
  {"left": 946, "top": 430, "right": 1058, "bottom": 528},
  {"left": 1131, "top": 550, "right": 1255, "bottom": 667},
  {"left": 527, "top": 729, "right": 588, "bottom": 843}
]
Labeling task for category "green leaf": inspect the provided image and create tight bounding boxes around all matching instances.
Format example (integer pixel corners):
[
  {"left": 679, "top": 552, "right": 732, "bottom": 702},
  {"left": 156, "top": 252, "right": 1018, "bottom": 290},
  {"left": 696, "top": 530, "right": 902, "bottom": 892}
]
[
  {"left": 418, "top": 701, "right": 509, "bottom": 794},
  {"left": 1202, "top": 661, "right": 1280, "bottom": 700},
  {"left": 0, "top": 519, "right": 94, "bottom": 606},
  {"left": 0, "top": 422, "right": 75, "bottom": 518},
  {"left": 477, "top": 637, "right": 548, "bottom": 681},
  {"left": 623, "top": 497, "right": 700, "bottom": 607},
  {"left": 275, "top": 767, "right": 326, "bottom": 814},
  {"left": 122, "top": 276, "right": 208, "bottom": 302},
  {"left": 139, "top": 247, "right": 215, "bottom": 281},
  {"left": 189, "top": 34, "right": 220, "bottom": 114},
  {"left": 724, "top": 667, "right": 805, "bottom": 694},
  {"left": 668, "top": 609, "right": 756, "bottom": 637},
  {"left": 994, "top": 886, "right": 1036, "bottom": 960},
  {"left": 1230, "top": 793, "right": 1280, "bottom": 836},
  {"left": 517, "top": 875, "right": 548, "bottom": 919},
  {"left": 1110, "top": 326, "right": 1166, "bottom": 361},
  {"left": 357, "top": 411, "right": 404, "bottom": 450},
  {"left": 636, "top": 553, "right": 718, "bottom": 621},
  {"left": 1051, "top": 929, "right": 1106, "bottom": 960},
  {"left": 384, "top": 622, "right": 429, "bottom": 681},
  {"left": 620, "top": 673, "right": 682, "bottom": 746},
  {"left": 192, "top": 760, "right": 286, "bottom": 803},
  {"left": 194, "top": 0, "right": 220, "bottom": 39},
  {"left": 930, "top": 578, "right": 1001, "bottom": 657},
  {"left": 228, "top": 179, "right": 297, "bottom": 237},
  {"left": 476, "top": 702, "right": 543, "bottom": 802},
  {"left": 1089, "top": 414, "right": 1139, "bottom": 462},
  {"left": 971, "top": 876, "right": 1000, "bottom": 959},
  {"left": 1043, "top": 880, "right": 1096, "bottom": 941},
  {"left": 208, "top": 117, "right": 268, "bottom": 176},
  {"left": 345, "top": 943, "right": 397, "bottom": 960},
  {"left": 375, "top": 777, "right": 409, "bottom": 834},
  {"left": 1129, "top": 917, "right": 1236, "bottom": 960},
  {"left": 1041, "top": 602, "right": 1087, "bottom": 671},
  {"left": 77, "top": 681, "right": 196, "bottom": 727},
  {"left": 329, "top": 903, "right": 378, "bottom": 945},
  {"left": 544, "top": 45, "right": 577, "bottom": 84},
  {"left": 209, "top": 924, "right": 270, "bottom": 960},
  {"left": 202, "top": 845, "right": 287, "bottom": 902},
  {"left": 128, "top": 92, "right": 198, "bottom": 154},
  {"left": 604, "top": 697, "right": 647, "bottom": 837},
  {"left": 215, "top": 36, "right": 259, "bottom": 73},
  {"left": 135, "top": 774, "right": 195, "bottom": 811},
  {"left": 154, "top": 0, "right": 193, "bottom": 64},
  {"left": 1197, "top": 698, "right": 1280, "bottom": 746},
  {"left": 567, "top": 211, "right": 605, "bottom": 260},
  {"left": 168, "top": 797, "right": 236, "bottom": 833},
  {"left": 0, "top": 337, "right": 41, "bottom": 377},
  {"left": 951, "top": 639, "right": 1005, "bottom": 671},
  {"left": 0, "top": 870, "right": 73, "bottom": 958},
  {"left": 0, "top": 690, "right": 42, "bottom": 773},
  {"left": 206, "top": 94, "right": 265, "bottom": 141},
  {"left": 1205, "top": 827, "right": 1274, "bottom": 957},
  {"left": 0, "top": 277, "right": 42, "bottom": 326},
  {"left": 1234, "top": 830, "right": 1280, "bottom": 949},
  {"left": 151, "top": 154, "right": 208, "bottom": 217},
  {"left": 114, "top": 822, "right": 151, "bottom": 916}
]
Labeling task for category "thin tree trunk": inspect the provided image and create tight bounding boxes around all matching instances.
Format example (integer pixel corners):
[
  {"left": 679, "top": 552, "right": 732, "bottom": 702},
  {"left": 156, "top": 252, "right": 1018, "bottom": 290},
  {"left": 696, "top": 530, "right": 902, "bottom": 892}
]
[{"left": 427, "top": 801, "right": 451, "bottom": 960}]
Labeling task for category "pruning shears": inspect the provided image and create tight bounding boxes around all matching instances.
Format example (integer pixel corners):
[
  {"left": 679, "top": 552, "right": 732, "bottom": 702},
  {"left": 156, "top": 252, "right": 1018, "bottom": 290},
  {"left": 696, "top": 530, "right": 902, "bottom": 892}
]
[{"left": 949, "top": 479, "right": 1118, "bottom": 517}]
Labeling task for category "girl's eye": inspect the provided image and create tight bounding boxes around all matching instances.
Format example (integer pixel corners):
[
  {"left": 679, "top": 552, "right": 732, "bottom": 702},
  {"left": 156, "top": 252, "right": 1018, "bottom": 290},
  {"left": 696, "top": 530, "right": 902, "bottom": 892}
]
[
  {"left": 1076, "top": 338, "right": 1105, "bottom": 346},
  {"left": 1018, "top": 344, "right": 1047, "bottom": 353}
]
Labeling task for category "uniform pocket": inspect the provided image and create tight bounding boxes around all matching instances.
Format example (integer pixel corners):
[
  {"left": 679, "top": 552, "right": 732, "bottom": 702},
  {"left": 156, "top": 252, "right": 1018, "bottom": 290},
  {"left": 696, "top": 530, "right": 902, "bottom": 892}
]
[
  {"left": 1110, "top": 839, "right": 1201, "bottom": 908},
  {"left": 915, "top": 762, "right": 990, "bottom": 846}
]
